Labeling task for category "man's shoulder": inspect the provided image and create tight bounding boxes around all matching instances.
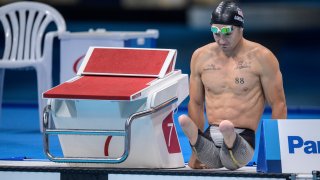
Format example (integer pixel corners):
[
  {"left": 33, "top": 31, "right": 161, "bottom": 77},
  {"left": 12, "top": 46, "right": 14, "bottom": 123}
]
[
  {"left": 246, "top": 40, "right": 272, "bottom": 56},
  {"left": 245, "top": 40, "right": 279, "bottom": 68},
  {"left": 193, "top": 43, "right": 218, "bottom": 59},
  {"left": 190, "top": 43, "right": 218, "bottom": 71}
]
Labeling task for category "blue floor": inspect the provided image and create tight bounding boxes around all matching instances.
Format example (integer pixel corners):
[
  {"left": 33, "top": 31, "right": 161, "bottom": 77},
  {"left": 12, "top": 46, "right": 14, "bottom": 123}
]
[
  {"left": 0, "top": 105, "right": 62, "bottom": 161},
  {"left": 1, "top": 104, "right": 320, "bottom": 164}
]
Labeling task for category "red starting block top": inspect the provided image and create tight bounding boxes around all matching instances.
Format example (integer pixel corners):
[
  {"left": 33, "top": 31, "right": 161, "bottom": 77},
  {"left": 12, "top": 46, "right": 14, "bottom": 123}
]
[
  {"left": 43, "top": 76, "right": 156, "bottom": 100},
  {"left": 78, "top": 47, "right": 176, "bottom": 78},
  {"left": 43, "top": 47, "right": 177, "bottom": 100}
]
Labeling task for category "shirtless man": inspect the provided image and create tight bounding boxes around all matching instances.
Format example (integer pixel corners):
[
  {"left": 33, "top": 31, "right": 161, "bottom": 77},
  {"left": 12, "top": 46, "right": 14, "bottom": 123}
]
[{"left": 178, "top": 1, "right": 287, "bottom": 170}]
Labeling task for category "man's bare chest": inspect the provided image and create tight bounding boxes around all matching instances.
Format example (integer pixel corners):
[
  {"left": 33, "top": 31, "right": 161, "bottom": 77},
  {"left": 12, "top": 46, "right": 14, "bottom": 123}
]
[{"left": 200, "top": 59, "right": 260, "bottom": 95}]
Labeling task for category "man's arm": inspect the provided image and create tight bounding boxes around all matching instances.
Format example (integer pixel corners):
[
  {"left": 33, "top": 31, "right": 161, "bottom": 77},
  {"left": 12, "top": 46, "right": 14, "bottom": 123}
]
[
  {"left": 260, "top": 49, "right": 287, "bottom": 119},
  {"left": 188, "top": 50, "right": 205, "bottom": 130},
  {"left": 188, "top": 49, "right": 206, "bottom": 168}
]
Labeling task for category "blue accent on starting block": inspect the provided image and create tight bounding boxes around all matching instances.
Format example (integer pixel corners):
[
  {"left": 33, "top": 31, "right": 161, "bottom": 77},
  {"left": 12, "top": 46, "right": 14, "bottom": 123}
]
[{"left": 257, "top": 119, "right": 282, "bottom": 173}]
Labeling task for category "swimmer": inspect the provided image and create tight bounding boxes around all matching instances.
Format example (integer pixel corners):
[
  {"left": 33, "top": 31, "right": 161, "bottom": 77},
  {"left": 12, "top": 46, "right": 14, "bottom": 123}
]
[{"left": 179, "top": 0, "right": 287, "bottom": 170}]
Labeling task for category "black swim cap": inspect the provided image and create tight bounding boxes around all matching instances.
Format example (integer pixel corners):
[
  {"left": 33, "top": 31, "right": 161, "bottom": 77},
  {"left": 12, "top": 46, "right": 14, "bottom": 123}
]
[{"left": 210, "top": 1, "right": 244, "bottom": 27}]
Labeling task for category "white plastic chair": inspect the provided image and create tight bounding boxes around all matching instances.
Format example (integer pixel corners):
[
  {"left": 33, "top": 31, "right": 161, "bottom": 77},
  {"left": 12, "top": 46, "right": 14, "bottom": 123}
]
[{"left": 0, "top": 1, "right": 66, "bottom": 131}]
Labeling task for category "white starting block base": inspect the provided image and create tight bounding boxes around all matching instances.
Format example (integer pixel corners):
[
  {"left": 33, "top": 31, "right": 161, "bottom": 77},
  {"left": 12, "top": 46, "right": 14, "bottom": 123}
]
[{"left": 51, "top": 99, "right": 184, "bottom": 168}]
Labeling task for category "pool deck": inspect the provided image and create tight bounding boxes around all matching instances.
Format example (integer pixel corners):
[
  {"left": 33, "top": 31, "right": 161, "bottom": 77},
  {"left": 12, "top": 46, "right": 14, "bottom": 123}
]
[{"left": 0, "top": 160, "right": 294, "bottom": 180}]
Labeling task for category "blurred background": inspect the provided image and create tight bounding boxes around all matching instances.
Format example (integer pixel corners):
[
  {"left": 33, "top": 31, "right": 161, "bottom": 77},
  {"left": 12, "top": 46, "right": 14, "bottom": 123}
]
[{"left": 1, "top": 0, "right": 320, "bottom": 109}]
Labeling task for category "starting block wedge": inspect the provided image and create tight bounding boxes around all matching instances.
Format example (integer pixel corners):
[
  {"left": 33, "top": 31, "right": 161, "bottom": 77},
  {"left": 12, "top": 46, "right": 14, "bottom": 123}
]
[{"left": 42, "top": 47, "right": 189, "bottom": 168}]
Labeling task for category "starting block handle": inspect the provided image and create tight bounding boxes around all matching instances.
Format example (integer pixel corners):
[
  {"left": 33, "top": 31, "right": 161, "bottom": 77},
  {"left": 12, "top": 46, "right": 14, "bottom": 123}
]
[{"left": 42, "top": 97, "right": 178, "bottom": 164}]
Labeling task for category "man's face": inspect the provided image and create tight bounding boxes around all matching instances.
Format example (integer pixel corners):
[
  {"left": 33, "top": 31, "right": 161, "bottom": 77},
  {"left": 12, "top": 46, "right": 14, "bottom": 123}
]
[{"left": 211, "top": 24, "right": 243, "bottom": 52}]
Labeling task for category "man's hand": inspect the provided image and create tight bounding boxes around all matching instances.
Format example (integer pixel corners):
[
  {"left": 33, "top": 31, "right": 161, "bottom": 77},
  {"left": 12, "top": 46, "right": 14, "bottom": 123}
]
[{"left": 188, "top": 153, "right": 207, "bottom": 169}]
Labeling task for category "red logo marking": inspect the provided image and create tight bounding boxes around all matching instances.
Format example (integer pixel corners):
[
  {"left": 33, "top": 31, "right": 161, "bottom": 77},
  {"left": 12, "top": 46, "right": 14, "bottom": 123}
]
[
  {"left": 162, "top": 112, "right": 181, "bottom": 153},
  {"left": 104, "top": 136, "right": 113, "bottom": 156},
  {"left": 73, "top": 54, "right": 85, "bottom": 73}
]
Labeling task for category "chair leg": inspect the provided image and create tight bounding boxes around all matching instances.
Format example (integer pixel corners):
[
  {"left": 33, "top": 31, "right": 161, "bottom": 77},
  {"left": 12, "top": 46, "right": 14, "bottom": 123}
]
[
  {"left": 0, "top": 69, "right": 5, "bottom": 122},
  {"left": 36, "top": 66, "right": 52, "bottom": 132}
]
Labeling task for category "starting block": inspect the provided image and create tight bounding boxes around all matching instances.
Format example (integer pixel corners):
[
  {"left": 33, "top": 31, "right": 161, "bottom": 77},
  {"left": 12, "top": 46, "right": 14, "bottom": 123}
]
[
  {"left": 257, "top": 119, "right": 320, "bottom": 174},
  {"left": 42, "top": 47, "right": 189, "bottom": 168}
]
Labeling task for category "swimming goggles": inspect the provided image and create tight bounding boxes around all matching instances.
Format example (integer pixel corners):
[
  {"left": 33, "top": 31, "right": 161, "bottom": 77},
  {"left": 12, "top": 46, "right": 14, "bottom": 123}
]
[{"left": 211, "top": 25, "right": 233, "bottom": 35}]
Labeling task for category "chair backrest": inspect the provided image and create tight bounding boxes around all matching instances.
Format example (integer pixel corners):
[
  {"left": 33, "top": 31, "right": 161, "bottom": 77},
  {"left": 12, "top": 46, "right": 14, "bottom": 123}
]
[{"left": 0, "top": 1, "right": 66, "bottom": 61}]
